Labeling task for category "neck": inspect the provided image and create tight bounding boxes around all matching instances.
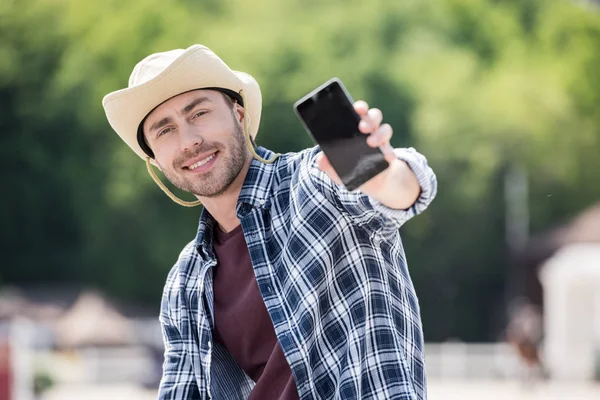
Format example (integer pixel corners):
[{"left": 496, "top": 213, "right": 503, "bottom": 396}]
[{"left": 197, "top": 154, "right": 253, "bottom": 233}]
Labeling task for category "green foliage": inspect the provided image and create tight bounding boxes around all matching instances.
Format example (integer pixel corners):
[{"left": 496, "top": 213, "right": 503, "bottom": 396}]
[
  {"left": 33, "top": 370, "right": 55, "bottom": 395},
  {"left": 1, "top": 0, "right": 599, "bottom": 340}
]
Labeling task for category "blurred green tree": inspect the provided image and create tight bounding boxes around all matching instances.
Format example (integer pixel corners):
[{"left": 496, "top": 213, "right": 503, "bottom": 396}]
[{"left": 1, "top": 0, "right": 598, "bottom": 341}]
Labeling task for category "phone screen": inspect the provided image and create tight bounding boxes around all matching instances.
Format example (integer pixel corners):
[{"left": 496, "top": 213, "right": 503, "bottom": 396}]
[{"left": 294, "top": 79, "right": 389, "bottom": 191}]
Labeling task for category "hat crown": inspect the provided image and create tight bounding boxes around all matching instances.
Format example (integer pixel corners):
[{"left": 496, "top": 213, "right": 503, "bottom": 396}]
[{"left": 128, "top": 49, "right": 186, "bottom": 88}]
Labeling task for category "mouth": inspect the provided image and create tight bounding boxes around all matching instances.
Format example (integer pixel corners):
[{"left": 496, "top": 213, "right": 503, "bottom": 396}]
[{"left": 182, "top": 151, "right": 218, "bottom": 173}]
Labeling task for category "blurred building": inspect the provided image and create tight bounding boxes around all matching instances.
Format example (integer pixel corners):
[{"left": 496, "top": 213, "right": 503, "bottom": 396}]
[
  {"left": 0, "top": 286, "right": 163, "bottom": 397},
  {"left": 514, "top": 202, "right": 600, "bottom": 380},
  {"left": 540, "top": 244, "right": 600, "bottom": 380},
  {"left": 518, "top": 203, "right": 600, "bottom": 309}
]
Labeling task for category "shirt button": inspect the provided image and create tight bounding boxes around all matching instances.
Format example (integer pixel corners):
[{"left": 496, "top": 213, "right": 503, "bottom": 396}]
[{"left": 265, "top": 285, "right": 272, "bottom": 294}]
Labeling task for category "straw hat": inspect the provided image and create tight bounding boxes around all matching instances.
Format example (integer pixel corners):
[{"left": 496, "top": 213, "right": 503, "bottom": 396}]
[{"left": 102, "top": 44, "right": 262, "bottom": 160}]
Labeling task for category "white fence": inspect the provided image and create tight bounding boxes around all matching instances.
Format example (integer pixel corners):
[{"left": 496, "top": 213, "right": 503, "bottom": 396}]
[
  {"left": 0, "top": 319, "right": 35, "bottom": 400},
  {"left": 425, "top": 342, "right": 524, "bottom": 380}
]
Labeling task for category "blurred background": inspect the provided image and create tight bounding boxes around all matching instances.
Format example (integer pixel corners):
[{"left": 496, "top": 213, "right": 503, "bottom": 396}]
[{"left": 1, "top": 0, "right": 599, "bottom": 398}]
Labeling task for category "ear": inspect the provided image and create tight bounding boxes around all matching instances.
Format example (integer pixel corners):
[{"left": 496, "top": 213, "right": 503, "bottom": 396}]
[{"left": 233, "top": 102, "right": 246, "bottom": 126}]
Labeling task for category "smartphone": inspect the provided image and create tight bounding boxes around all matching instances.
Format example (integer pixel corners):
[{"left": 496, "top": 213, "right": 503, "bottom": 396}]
[{"left": 294, "top": 78, "right": 389, "bottom": 192}]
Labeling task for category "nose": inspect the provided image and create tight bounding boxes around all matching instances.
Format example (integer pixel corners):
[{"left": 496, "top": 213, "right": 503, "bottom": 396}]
[{"left": 179, "top": 123, "right": 203, "bottom": 153}]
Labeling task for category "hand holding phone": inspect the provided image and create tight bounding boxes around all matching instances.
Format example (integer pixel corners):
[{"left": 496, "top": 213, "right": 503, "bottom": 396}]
[{"left": 294, "top": 78, "right": 391, "bottom": 192}]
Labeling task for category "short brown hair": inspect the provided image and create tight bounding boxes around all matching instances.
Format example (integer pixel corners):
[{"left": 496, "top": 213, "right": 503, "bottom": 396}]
[{"left": 221, "top": 92, "right": 235, "bottom": 109}]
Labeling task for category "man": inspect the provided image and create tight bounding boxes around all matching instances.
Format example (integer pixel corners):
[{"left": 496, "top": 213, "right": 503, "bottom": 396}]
[{"left": 103, "top": 44, "right": 437, "bottom": 400}]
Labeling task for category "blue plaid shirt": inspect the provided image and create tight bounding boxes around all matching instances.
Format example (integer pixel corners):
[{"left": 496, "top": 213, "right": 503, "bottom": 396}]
[{"left": 158, "top": 146, "right": 437, "bottom": 400}]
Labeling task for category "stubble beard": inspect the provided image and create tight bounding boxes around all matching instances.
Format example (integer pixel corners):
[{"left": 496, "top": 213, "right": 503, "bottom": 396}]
[{"left": 162, "top": 118, "right": 249, "bottom": 198}]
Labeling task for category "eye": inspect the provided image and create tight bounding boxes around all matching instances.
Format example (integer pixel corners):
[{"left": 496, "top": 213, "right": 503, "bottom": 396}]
[
  {"left": 157, "top": 127, "right": 173, "bottom": 138},
  {"left": 192, "top": 110, "right": 208, "bottom": 119}
]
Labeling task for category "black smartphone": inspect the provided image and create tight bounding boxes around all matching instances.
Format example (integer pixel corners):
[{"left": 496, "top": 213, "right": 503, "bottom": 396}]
[{"left": 294, "top": 77, "right": 389, "bottom": 192}]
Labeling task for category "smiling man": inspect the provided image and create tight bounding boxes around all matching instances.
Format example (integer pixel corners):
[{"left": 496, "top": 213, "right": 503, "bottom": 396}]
[{"left": 103, "top": 44, "right": 437, "bottom": 400}]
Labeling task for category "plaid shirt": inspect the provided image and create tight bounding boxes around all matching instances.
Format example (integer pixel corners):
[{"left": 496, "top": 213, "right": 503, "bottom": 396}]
[{"left": 159, "top": 145, "right": 437, "bottom": 400}]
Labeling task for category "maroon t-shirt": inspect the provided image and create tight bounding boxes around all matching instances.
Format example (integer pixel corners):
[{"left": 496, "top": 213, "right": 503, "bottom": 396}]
[{"left": 212, "top": 224, "right": 299, "bottom": 400}]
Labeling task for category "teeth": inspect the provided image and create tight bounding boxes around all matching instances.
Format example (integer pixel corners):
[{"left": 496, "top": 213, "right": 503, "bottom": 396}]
[{"left": 189, "top": 153, "right": 216, "bottom": 170}]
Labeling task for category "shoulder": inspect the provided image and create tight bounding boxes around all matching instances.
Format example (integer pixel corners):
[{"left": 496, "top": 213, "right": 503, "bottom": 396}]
[
  {"left": 280, "top": 145, "right": 319, "bottom": 166},
  {"left": 270, "top": 145, "right": 320, "bottom": 184},
  {"left": 165, "top": 240, "right": 197, "bottom": 288}
]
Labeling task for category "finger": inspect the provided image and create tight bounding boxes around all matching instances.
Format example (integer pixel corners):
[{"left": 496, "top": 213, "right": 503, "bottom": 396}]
[
  {"left": 359, "top": 120, "right": 372, "bottom": 134},
  {"left": 382, "top": 143, "right": 397, "bottom": 164},
  {"left": 358, "top": 108, "right": 383, "bottom": 134},
  {"left": 316, "top": 152, "right": 343, "bottom": 185},
  {"left": 367, "top": 108, "right": 383, "bottom": 130},
  {"left": 354, "top": 101, "right": 369, "bottom": 117},
  {"left": 367, "top": 123, "right": 393, "bottom": 147}
]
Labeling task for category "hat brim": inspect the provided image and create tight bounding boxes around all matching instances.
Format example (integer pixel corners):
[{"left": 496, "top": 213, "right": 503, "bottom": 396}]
[{"left": 102, "top": 45, "right": 262, "bottom": 160}]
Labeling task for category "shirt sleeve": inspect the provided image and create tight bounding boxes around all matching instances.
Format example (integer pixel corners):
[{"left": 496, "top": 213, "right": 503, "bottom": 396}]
[
  {"left": 158, "top": 267, "right": 202, "bottom": 400},
  {"left": 307, "top": 146, "right": 437, "bottom": 231},
  {"left": 158, "top": 322, "right": 201, "bottom": 400}
]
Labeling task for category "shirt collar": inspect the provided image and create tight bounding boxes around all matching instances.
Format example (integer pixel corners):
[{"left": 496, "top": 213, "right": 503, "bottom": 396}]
[
  {"left": 194, "top": 146, "right": 278, "bottom": 258},
  {"left": 236, "top": 146, "right": 278, "bottom": 210}
]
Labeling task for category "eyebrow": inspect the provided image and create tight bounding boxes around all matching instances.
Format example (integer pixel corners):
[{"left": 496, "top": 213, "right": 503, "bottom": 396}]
[
  {"left": 148, "top": 96, "right": 213, "bottom": 134},
  {"left": 148, "top": 117, "right": 173, "bottom": 134},
  {"left": 181, "top": 96, "right": 212, "bottom": 115}
]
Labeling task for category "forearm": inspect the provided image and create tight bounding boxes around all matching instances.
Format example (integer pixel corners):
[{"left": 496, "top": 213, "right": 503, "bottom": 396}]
[{"left": 366, "top": 158, "right": 421, "bottom": 210}]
